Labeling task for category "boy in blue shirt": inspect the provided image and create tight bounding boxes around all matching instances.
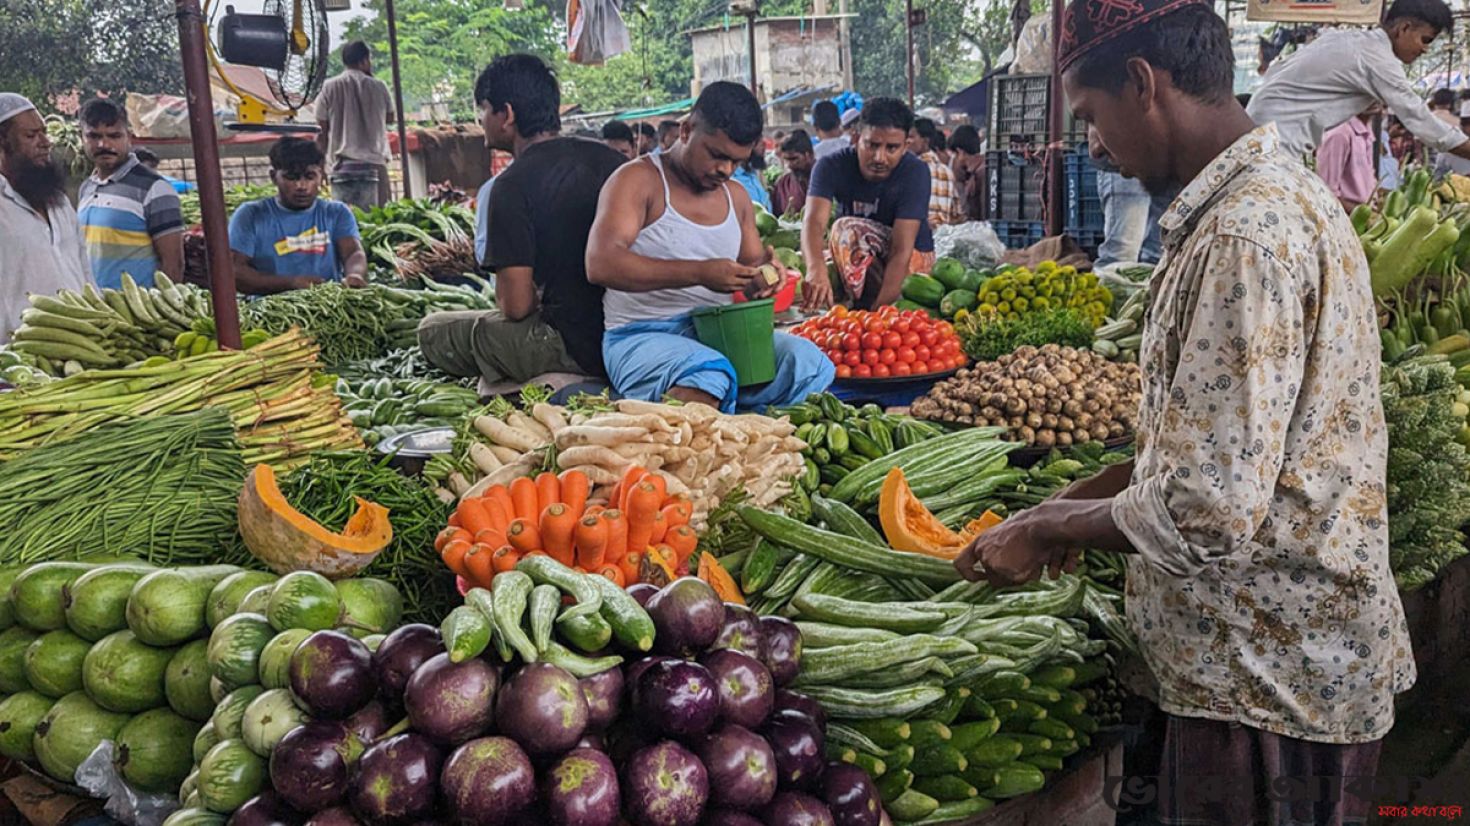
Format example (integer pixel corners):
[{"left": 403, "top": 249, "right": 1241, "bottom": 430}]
[{"left": 228, "top": 137, "right": 368, "bottom": 294}]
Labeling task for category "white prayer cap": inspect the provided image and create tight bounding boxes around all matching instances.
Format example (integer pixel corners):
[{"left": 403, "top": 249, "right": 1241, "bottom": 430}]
[{"left": 0, "top": 94, "right": 37, "bottom": 125}]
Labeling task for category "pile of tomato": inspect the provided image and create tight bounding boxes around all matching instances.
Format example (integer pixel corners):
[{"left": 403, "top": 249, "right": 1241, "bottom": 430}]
[{"left": 791, "top": 305, "right": 968, "bottom": 379}]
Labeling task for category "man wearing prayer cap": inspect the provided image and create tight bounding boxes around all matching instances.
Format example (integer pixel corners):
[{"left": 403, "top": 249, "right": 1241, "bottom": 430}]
[
  {"left": 953, "top": 2, "right": 1412, "bottom": 823},
  {"left": 0, "top": 93, "right": 91, "bottom": 344}
]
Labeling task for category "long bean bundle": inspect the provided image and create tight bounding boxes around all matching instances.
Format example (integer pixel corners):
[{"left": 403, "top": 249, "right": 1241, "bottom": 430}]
[
  {"left": 0, "top": 329, "right": 361, "bottom": 469},
  {"left": 0, "top": 409, "right": 249, "bottom": 565},
  {"left": 269, "top": 451, "right": 457, "bottom": 623}
]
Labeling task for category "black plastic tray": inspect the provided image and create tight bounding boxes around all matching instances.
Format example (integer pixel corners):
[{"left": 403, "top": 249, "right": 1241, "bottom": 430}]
[{"left": 831, "top": 367, "right": 959, "bottom": 388}]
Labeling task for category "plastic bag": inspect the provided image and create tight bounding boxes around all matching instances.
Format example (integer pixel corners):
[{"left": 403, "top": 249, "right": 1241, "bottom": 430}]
[
  {"left": 567, "top": 0, "right": 631, "bottom": 65},
  {"left": 75, "top": 740, "right": 180, "bottom": 826},
  {"left": 1012, "top": 15, "right": 1052, "bottom": 74},
  {"left": 933, "top": 221, "right": 1005, "bottom": 270},
  {"left": 1096, "top": 261, "right": 1154, "bottom": 298}
]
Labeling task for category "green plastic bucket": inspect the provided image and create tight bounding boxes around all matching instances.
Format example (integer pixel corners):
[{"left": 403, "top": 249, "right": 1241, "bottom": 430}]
[{"left": 692, "top": 298, "right": 777, "bottom": 386}]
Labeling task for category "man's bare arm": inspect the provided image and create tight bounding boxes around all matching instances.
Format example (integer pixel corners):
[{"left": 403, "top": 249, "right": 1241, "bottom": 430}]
[
  {"left": 231, "top": 250, "right": 320, "bottom": 294},
  {"left": 153, "top": 231, "right": 184, "bottom": 282}
]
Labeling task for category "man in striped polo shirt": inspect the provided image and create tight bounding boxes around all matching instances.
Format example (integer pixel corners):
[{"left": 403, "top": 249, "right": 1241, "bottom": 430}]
[{"left": 76, "top": 98, "right": 184, "bottom": 289}]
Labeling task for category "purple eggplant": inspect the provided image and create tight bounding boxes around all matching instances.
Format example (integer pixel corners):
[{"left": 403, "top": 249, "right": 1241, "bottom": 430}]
[
  {"left": 711, "top": 603, "right": 763, "bottom": 658},
  {"left": 303, "top": 807, "right": 362, "bottom": 826},
  {"left": 344, "top": 700, "right": 390, "bottom": 743},
  {"left": 774, "top": 689, "right": 827, "bottom": 730},
  {"left": 495, "top": 662, "right": 588, "bottom": 754},
  {"left": 634, "top": 659, "right": 718, "bottom": 739},
  {"left": 269, "top": 721, "right": 363, "bottom": 813},
  {"left": 542, "top": 748, "right": 621, "bottom": 826},
  {"left": 440, "top": 736, "right": 536, "bottom": 826},
  {"left": 227, "top": 791, "right": 302, "bottom": 826},
  {"left": 821, "top": 762, "right": 882, "bottom": 826},
  {"left": 647, "top": 578, "right": 723, "bottom": 656},
  {"left": 699, "top": 649, "right": 774, "bottom": 729},
  {"left": 371, "top": 624, "right": 443, "bottom": 707},
  {"left": 695, "top": 725, "right": 777, "bottom": 811},
  {"left": 625, "top": 656, "right": 673, "bottom": 704},
  {"left": 622, "top": 740, "right": 708, "bottom": 826},
  {"left": 758, "top": 617, "right": 802, "bottom": 686},
  {"left": 404, "top": 652, "right": 498, "bottom": 745},
  {"left": 573, "top": 732, "right": 606, "bottom": 751},
  {"left": 764, "top": 710, "right": 825, "bottom": 790},
  {"left": 348, "top": 733, "right": 442, "bottom": 825},
  {"left": 765, "top": 792, "right": 836, "bottom": 826},
  {"left": 703, "top": 812, "right": 763, "bottom": 826},
  {"left": 289, "top": 631, "right": 377, "bottom": 720},
  {"left": 626, "top": 583, "right": 659, "bottom": 606},
  {"left": 578, "top": 667, "right": 623, "bottom": 732}
]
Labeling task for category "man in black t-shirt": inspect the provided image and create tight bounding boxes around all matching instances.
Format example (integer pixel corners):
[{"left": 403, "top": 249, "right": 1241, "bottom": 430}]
[
  {"left": 800, "top": 98, "right": 934, "bottom": 310},
  {"left": 418, "top": 54, "right": 622, "bottom": 386}
]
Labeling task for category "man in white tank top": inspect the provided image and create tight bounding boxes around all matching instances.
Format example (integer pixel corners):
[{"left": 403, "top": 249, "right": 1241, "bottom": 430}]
[{"left": 586, "top": 83, "right": 835, "bottom": 412}]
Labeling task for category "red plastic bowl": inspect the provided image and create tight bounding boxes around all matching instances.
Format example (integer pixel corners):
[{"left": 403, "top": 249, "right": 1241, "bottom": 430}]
[{"left": 733, "top": 272, "right": 798, "bottom": 313}]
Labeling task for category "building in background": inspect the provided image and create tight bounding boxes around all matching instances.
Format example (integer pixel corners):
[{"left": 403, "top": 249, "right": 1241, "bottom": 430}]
[{"left": 686, "top": 15, "right": 853, "bottom": 130}]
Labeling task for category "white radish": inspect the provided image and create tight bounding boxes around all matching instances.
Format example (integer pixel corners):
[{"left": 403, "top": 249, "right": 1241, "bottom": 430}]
[
  {"left": 531, "top": 402, "right": 570, "bottom": 434},
  {"left": 556, "top": 444, "right": 628, "bottom": 469},
  {"left": 554, "top": 425, "right": 649, "bottom": 448},
  {"left": 488, "top": 444, "right": 524, "bottom": 464},
  {"left": 464, "top": 459, "right": 536, "bottom": 500},
  {"left": 469, "top": 442, "right": 503, "bottom": 475},
  {"left": 447, "top": 471, "right": 471, "bottom": 497},
  {"left": 563, "top": 464, "right": 620, "bottom": 485},
  {"left": 507, "top": 410, "right": 552, "bottom": 442},
  {"left": 433, "top": 487, "right": 457, "bottom": 504},
  {"left": 475, "top": 415, "right": 544, "bottom": 452}
]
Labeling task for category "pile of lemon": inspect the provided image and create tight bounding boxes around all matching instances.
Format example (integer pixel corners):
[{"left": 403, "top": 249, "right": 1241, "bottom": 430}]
[{"left": 972, "top": 262, "right": 1113, "bottom": 328}]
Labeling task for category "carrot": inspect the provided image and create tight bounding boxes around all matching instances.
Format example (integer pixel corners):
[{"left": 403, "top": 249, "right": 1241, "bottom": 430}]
[
  {"left": 559, "top": 469, "right": 591, "bottom": 518},
  {"left": 583, "top": 505, "right": 605, "bottom": 519},
  {"left": 491, "top": 545, "right": 520, "bottom": 575},
  {"left": 620, "top": 551, "right": 643, "bottom": 585},
  {"left": 482, "top": 497, "right": 512, "bottom": 533},
  {"left": 648, "top": 512, "right": 669, "bottom": 546},
  {"left": 464, "top": 542, "right": 496, "bottom": 589},
  {"left": 485, "top": 486, "right": 517, "bottom": 528},
  {"left": 506, "top": 518, "right": 542, "bottom": 554},
  {"left": 574, "top": 515, "right": 609, "bottom": 571},
  {"left": 474, "top": 528, "right": 508, "bottom": 551},
  {"left": 625, "top": 481, "right": 662, "bottom": 553},
  {"left": 660, "top": 500, "right": 692, "bottom": 529},
  {"left": 509, "top": 476, "right": 540, "bottom": 522},
  {"left": 535, "top": 472, "right": 562, "bottom": 516},
  {"left": 665, "top": 524, "right": 698, "bottom": 565},
  {"left": 596, "top": 564, "right": 626, "bottom": 588},
  {"left": 617, "top": 466, "right": 648, "bottom": 511},
  {"left": 447, "top": 512, "right": 462, "bottom": 528},
  {"left": 539, "top": 503, "right": 578, "bottom": 567},
  {"left": 440, "top": 538, "right": 472, "bottom": 577},
  {"left": 456, "top": 499, "right": 496, "bottom": 537},
  {"left": 600, "top": 509, "right": 629, "bottom": 564},
  {"left": 643, "top": 473, "right": 668, "bottom": 505},
  {"left": 435, "top": 526, "right": 470, "bottom": 553}
]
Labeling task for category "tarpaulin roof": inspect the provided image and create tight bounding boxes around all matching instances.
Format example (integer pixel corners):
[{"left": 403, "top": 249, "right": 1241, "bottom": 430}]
[
  {"left": 613, "top": 98, "right": 696, "bottom": 120},
  {"left": 763, "top": 84, "right": 837, "bottom": 109}
]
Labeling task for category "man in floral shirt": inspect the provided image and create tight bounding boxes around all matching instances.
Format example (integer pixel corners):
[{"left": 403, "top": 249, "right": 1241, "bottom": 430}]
[{"left": 956, "top": 0, "right": 1414, "bottom": 822}]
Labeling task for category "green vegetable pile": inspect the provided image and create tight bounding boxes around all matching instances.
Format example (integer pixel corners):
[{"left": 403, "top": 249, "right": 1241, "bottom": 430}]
[
  {"left": 177, "top": 183, "right": 278, "bottom": 227},
  {"left": 0, "top": 410, "right": 249, "bottom": 566},
  {"left": 267, "top": 452, "right": 456, "bottom": 622},
  {"left": 354, "top": 198, "right": 476, "bottom": 273},
  {"left": 1381, "top": 355, "right": 1470, "bottom": 590},
  {"left": 335, "top": 346, "right": 473, "bottom": 386},
  {"left": 955, "top": 307, "right": 1094, "bottom": 363},
  {"left": 338, "top": 377, "right": 480, "bottom": 446}
]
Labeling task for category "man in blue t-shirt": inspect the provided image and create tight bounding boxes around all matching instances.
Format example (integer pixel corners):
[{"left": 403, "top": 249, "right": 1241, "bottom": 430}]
[
  {"left": 799, "top": 97, "right": 933, "bottom": 310},
  {"left": 227, "top": 137, "right": 368, "bottom": 294}
]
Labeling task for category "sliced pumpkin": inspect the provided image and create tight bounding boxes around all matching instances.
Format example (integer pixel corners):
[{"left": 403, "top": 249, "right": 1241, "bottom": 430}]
[
  {"left": 961, "top": 509, "right": 1005, "bottom": 540},
  {"left": 238, "top": 464, "right": 393, "bottom": 578},
  {"left": 698, "top": 553, "right": 745, "bottom": 605},
  {"left": 878, "top": 467, "right": 965, "bottom": 557}
]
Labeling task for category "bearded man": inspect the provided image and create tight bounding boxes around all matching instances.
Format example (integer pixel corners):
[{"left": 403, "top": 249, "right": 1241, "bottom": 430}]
[{"left": 0, "top": 93, "right": 90, "bottom": 343}]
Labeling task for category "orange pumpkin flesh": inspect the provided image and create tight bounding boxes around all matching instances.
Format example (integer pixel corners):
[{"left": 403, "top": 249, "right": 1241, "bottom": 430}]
[
  {"left": 238, "top": 464, "right": 394, "bottom": 577},
  {"left": 878, "top": 468, "right": 965, "bottom": 556}
]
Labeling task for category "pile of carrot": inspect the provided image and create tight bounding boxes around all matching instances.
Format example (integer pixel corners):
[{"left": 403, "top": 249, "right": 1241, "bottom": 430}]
[{"left": 434, "top": 466, "right": 698, "bottom": 590}]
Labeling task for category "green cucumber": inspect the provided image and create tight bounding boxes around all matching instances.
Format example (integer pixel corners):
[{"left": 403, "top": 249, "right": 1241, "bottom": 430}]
[
  {"left": 949, "top": 718, "right": 1001, "bottom": 752},
  {"left": 1007, "top": 733, "right": 1052, "bottom": 756},
  {"left": 998, "top": 699, "right": 1047, "bottom": 722},
  {"left": 555, "top": 611, "right": 613, "bottom": 654},
  {"left": 741, "top": 540, "right": 781, "bottom": 594},
  {"left": 845, "top": 750, "right": 886, "bottom": 778},
  {"left": 1029, "top": 718, "right": 1074, "bottom": 742},
  {"left": 907, "top": 796, "right": 997, "bottom": 824},
  {"left": 440, "top": 605, "right": 491, "bottom": 663},
  {"left": 1003, "top": 684, "right": 1062, "bottom": 705},
  {"left": 912, "top": 774, "right": 979, "bottom": 802},
  {"left": 1069, "top": 658, "right": 1109, "bottom": 686},
  {"left": 885, "top": 742, "right": 916, "bottom": 771},
  {"left": 490, "top": 572, "right": 539, "bottom": 662},
  {"left": 910, "top": 745, "right": 967, "bottom": 776},
  {"left": 1029, "top": 664, "right": 1076, "bottom": 689},
  {"left": 959, "top": 764, "right": 999, "bottom": 791},
  {"left": 1051, "top": 688, "right": 1088, "bottom": 718},
  {"left": 964, "top": 695, "right": 996, "bottom": 719},
  {"left": 886, "top": 789, "right": 941, "bottom": 821},
  {"left": 876, "top": 768, "right": 915, "bottom": 803},
  {"left": 737, "top": 508, "right": 960, "bottom": 585},
  {"left": 1053, "top": 709, "right": 1099, "bottom": 736},
  {"left": 790, "top": 593, "right": 947, "bottom": 633},
  {"left": 796, "top": 634, "right": 974, "bottom": 683},
  {"left": 585, "top": 572, "right": 655, "bottom": 652},
  {"left": 907, "top": 719, "right": 952, "bottom": 747},
  {"left": 528, "top": 585, "right": 560, "bottom": 654},
  {"left": 539, "top": 640, "right": 623, "bottom": 678},
  {"left": 931, "top": 687, "right": 971, "bottom": 725},
  {"left": 795, "top": 622, "right": 900, "bottom": 648},
  {"left": 514, "top": 556, "right": 601, "bottom": 621},
  {"left": 826, "top": 723, "right": 891, "bottom": 757},
  {"left": 988, "top": 762, "right": 1045, "bottom": 798},
  {"left": 847, "top": 717, "right": 911, "bottom": 748},
  {"left": 967, "top": 736, "right": 1024, "bottom": 767},
  {"left": 801, "top": 685, "right": 947, "bottom": 719},
  {"left": 1023, "top": 754, "right": 1064, "bottom": 771},
  {"left": 977, "top": 670, "right": 1030, "bottom": 696}
]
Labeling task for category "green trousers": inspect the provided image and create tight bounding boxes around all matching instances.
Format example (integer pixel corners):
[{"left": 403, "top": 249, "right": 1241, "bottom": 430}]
[{"left": 416, "top": 310, "right": 584, "bottom": 385}]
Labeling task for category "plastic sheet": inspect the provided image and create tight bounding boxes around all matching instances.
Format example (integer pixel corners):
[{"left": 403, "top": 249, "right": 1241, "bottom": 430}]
[
  {"left": 933, "top": 221, "right": 1005, "bottom": 271},
  {"left": 567, "top": 0, "right": 631, "bottom": 65},
  {"left": 75, "top": 741, "right": 179, "bottom": 826}
]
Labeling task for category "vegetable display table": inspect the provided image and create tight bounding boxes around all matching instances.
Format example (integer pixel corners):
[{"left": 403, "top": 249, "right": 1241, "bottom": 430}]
[
  {"left": 957, "top": 732, "right": 1124, "bottom": 825},
  {"left": 1398, "top": 553, "right": 1470, "bottom": 698}
]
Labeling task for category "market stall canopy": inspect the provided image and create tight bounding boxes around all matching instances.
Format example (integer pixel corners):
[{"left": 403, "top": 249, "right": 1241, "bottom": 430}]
[
  {"left": 943, "top": 66, "right": 1008, "bottom": 120},
  {"left": 613, "top": 98, "right": 697, "bottom": 121}
]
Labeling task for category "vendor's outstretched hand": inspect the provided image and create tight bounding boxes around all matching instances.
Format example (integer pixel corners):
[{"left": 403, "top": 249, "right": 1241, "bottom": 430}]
[
  {"left": 289, "top": 275, "right": 326, "bottom": 291},
  {"left": 701, "top": 259, "right": 761, "bottom": 294},
  {"left": 954, "top": 505, "right": 1079, "bottom": 587},
  {"left": 802, "top": 272, "right": 834, "bottom": 312},
  {"left": 343, "top": 273, "right": 368, "bottom": 288}
]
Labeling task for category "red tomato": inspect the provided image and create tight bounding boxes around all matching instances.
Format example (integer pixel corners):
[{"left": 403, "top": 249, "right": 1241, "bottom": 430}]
[
  {"left": 861, "top": 332, "right": 883, "bottom": 350},
  {"left": 919, "top": 329, "right": 939, "bottom": 347},
  {"left": 861, "top": 349, "right": 881, "bottom": 366},
  {"left": 893, "top": 319, "right": 911, "bottom": 334},
  {"left": 881, "top": 331, "right": 902, "bottom": 349},
  {"left": 901, "top": 331, "right": 920, "bottom": 348},
  {"left": 825, "top": 349, "right": 842, "bottom": 364},
  {"left": 865, "top": 318, "right": 887, "bottom": 334},
  {"left": 893, "top": 361, "right": 912, "bottom": 377},
  {"left": 873, "top": 363, "right": 891, "bottom": 378},
  {"left": 912, "top": 361, "right": 930, "bottom": 374},
  {"left": 854, "top": 363, "right": 873, "bottom": 378},
  {"left": 878, "top": 304, "right": 898, "bottom": 317},
  {"left": 835, "top": 364, "right": 853, "bottom": 378},
  {"left": 830, "top": 332, "right": 848, "bottom": 350},
  {"left": 844, "top": 350, "right": 863, "bottom": 366},
  {"left": 879, "top": 348, "right": 897, "bottom": 365},
  {"left": 843, "top": 333, "right": 861, "bottom": 351},
  {"left": 897, "top": 346, "right": 916, "bottom": 363},
  {"left": 831, "top": 305, "right": 849, "bottom": 318},
  {"left": 915, "top": 344, "right": 932, "bottom": 363}
]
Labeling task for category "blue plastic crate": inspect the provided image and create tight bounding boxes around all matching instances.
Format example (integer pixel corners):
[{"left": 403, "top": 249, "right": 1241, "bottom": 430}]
[
  {"left": 1065, "top": 153, "right": 1103, "bottom": 231},
  {"left": 1066, "top": 226, "right": 1106, "bottom": 258},
  {"left": 991, "top": 220, "right": 1046, "bottom": 251}
]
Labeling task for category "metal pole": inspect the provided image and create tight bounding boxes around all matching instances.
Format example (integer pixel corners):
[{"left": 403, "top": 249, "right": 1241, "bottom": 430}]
[
  {"left": 837, "top": 0, "right": 853, "bottom": 90},
  {"left": 906, "top": 0, "right": 915, "bottom": 107},
  {"left": 747, "top": 13, "right": 759, "bottom": 96},
  {"left": 1046, "top": 0, "right": 1064, "bottom": 238},
  {"left": 385, "top": 0, "right": 412, "bottom": 197},
  {"left": 173, "top": 0, "right": 240, "bottom": 349}
]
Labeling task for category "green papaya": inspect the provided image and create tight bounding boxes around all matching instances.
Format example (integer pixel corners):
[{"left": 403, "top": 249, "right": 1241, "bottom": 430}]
[
  {"left": 205, "top": 571, "right": 278, "bottom": 629},
  {"left": 115, "top": 707, "right": 201, "bottom": 793},
  {"left": 166, "top": 640, "right": 216, "bottom": 722},
  {"left": 23, "top": 630, "right": 90, "bottom": 698},
  {"left": 900, "top": 274, "right": 946, "bottom": 307},
  {"left": 33, "top": 691, "right": 131, "bottom": 783},
  {"left": 126, "top": 566, "right": 240, "bottom": 646},
  {"left": 0, "top": 691, "right": 54, "bottom": 760},
  {"left": 82, "top": 630, "right": 176, "bottom": 713},
  {"left": 64, "top": 564, "right": 154, "bottom": 641},
  {"left": 12, "top": 562, "right": 92, "bottom": 631}
]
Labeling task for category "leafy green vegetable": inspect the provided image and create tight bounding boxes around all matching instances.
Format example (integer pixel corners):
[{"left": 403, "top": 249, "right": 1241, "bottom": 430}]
[{"left": 956, "top": 307, "right": 1095, "bottom": 363}]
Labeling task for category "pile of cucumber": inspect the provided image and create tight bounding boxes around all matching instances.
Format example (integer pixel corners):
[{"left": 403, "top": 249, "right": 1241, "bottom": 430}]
[
  {"left": 338, "top": 377, "right": 481, "bottom": 446},
  {"left": 772, "top": 393, "right": 951, "bottom": 499}
]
